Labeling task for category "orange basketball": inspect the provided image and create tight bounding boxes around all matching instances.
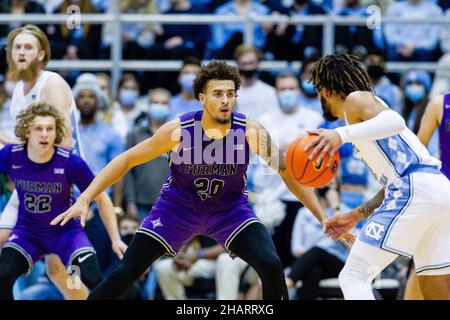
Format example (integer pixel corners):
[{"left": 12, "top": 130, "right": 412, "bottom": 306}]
[{"left": 286, "top": 134, "right": 340, "bottom": 187}]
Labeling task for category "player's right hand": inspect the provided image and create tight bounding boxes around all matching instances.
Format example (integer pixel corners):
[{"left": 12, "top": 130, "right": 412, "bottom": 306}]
[
  {"left": 50, "top": 198, "right": 90, "bottom": 228},
  {"left": 323, "top": 210, "right": 359, "bottom": 240}
]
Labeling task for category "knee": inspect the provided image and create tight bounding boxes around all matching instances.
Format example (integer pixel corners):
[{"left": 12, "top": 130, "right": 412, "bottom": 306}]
[
  {"left": 46, "top": 257, "right": 65, "bottom": 280},
  {"left": 216, "top": 254, "right": 236, "bottom": 272},
  {"left": 338, "top": 263, "right": 368, "bottom": 289},
  {"left": 154, "top": 259, "right": 175, "bottom": 281}
]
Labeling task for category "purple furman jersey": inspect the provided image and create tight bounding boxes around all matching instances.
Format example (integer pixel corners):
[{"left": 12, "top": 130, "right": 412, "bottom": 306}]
[
  {"left": 139, "top": 111, "right": 261, "bottom": 255},
  {"left": 161, "top": 111, "right": 250, "bottom": 211},
  {"left": 0, "top": 144, "right": 95, "bottom": 269},
  {"left": 440, "top": 94, "right": 450, "bottom": 179}
]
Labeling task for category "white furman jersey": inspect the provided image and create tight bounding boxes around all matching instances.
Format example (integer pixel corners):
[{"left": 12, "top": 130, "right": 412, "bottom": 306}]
[
  {"left": 10, "top": 70, "right": 84, "bottom": 157},
  {"left": 345, "top": 97, "right": 441, "bottom": 187}
]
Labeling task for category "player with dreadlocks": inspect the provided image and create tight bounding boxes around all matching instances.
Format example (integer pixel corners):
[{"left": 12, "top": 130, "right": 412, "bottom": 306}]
[{"left": 305, "top": 54, "right": 450, "bottom": 300}]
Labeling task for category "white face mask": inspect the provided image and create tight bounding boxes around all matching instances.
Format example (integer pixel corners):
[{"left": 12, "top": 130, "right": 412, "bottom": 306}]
[{"left": 119, "top": 89, "right": 139, "bottom": 108}]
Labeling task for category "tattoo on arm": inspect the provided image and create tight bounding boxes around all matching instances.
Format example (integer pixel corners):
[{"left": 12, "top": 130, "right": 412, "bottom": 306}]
[
  {"left": 259, "top": 129, "right": 286, "bottom": 174},
  {"left": 278, "top": 151, "right": 287, "bottom": 174},
  {"left": 358, "top": 189, "right": 385, "bottom": 218}
]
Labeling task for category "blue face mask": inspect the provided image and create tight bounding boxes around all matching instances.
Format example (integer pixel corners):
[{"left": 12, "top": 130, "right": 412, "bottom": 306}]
[
  {"left": 278, "top": 89, "right": 298, "bottom": 111},
  {"left": 119, "top": 89, "right": 139, "bottom": 108},
  {"left": 148, "top": 103, "right": 170, "bottom": 122},
  {"left": 405, "top": 84, "right": 425, "bottom": 103},
  {"left": 301, "top": 79, "right": 317, "bottom": 95},
  {"left": 179, "top": 73, "right": 196, "bottom": 94}
]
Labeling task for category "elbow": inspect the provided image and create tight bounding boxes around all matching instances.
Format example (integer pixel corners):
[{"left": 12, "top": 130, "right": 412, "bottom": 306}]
[{"left": 380, "top": 110, "right": 406, "bottom": 133}]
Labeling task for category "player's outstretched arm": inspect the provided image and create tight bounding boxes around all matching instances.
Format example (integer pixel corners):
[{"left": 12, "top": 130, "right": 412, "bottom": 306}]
[
  {"left": 95, "top": 192, "right": 127, "bottom": 259},
  {"left": 246, "top": 119, "right": 326, "bottom": 224},
  {"left": 51, "top": 119, "right": 181, "bottom": 226},
  {"left": 305, "top": 92, "right": 405, "bottom": 166},
  {"left": 417, "top": 94, "right": 443, "bottom": 147},
  {"left": 324, "top": 188, "right": 385, "bottom": 240},
  {"left": 247, "top": 119, "right": 355, "bottom": 247}
]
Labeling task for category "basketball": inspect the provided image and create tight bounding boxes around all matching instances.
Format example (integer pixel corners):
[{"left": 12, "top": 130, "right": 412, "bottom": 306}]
[{"left": 286, "top": 134, "right": 340, "bottom": 187}]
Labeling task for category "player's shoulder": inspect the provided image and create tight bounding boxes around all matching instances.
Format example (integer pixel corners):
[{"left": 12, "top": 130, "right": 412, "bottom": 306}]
[
  {"left": 345, "top": 91, "right": 375, "bottom": 103},
  {"left": 1, "top": 144, "right": 22, "bottom": 157},
  {"left": 429, "top": 94, "right": 444, "bottom": 109},
  {"left": 55, "top": 146, "right": 72, "bottom": 159},
  {"left": 345, "top": 91, "right": 385, "bottom": 112},
  {"left": 9, "top": 143, "right": 25, "bottom": 152},
  {"left": 157, "top": 117, "right": 182, "bottom": 141},
  {"left": 426, "top": 94, "right": 445, "bottom": 119},
  {"left": 179, "top": 111, "right": 198, "bottom": 125},
  {"left": 232, "top": 111, "right": 247, "bottom": 122},
  {"left": 245, "top": 117, "right": 261, "bottom": 130},
  {"left": 42, "top": 71, "right": 70, "bottom": 91}
]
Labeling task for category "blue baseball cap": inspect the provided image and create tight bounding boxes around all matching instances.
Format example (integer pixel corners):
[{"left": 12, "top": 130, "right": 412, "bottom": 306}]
[{"left": 405, "top": 70, "right": 431, "bottom": 92}]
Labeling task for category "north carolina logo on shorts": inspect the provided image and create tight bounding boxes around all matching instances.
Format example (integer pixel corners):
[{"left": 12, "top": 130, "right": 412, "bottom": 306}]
[
  {"left": 151, "top": 218, "right": 163, "bottom": 228},
  {"left": 365, "top": 222, "right": 385, "bottom": 241}
]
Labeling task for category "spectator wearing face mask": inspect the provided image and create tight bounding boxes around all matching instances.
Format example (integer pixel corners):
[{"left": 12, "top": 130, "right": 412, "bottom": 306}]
[
  {"left": 234, "top": 45, "right": 279, "bottom": 120},
  {"left": 364, "top": 48, "right": 402, "bottom": 113},
  {"left": 168, "top": 57, "right": 203, "bottom": 120},
  {"left": 124, "top": 88, "right": 171, "bottom": 222},
  {"left": 298, "top": 55, "right": 322, "bottom": 115},
  {"left": 73, "top": 73, "right": 124, "bottom": 201},
  {"left": 111, "top": 73, "right": 143, "bottom": 141},
  {"left": 401, "top": 70, "right": 439, "bottom": 156},
  {"left": 255, "top": 73, "right": 324, "bottom": 268}
]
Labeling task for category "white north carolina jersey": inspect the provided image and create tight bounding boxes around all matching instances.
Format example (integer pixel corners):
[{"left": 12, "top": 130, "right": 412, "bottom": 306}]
[
  {"left": 345, "top": 97, "right": 441, "bottom": 187},
  {"left": 10, "top": 70, "right": 84, "bottom": 157}
]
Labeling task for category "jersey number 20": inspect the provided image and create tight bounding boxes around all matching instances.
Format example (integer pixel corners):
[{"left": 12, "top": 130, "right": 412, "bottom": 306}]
[{"left": 194, "top": 178, "right": 225, "bottom": 201}]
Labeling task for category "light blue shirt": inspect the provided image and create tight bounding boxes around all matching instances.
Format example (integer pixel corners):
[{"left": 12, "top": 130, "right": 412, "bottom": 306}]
[
  {"left": 384, "top": 0, "right": 443, "bottom": 50},
  {"left": 169, "top": 94, "right": 203, "bottom": 120},
  {"left": 78, "top": 121, "right": 124, "bottom": 175},
  {"left": 210, "top": 1, "right": 271, "bottom": 50},
  {"left": 407, "top": 108, "right": 440, "bottom": 157},
  {"left": 298, "top": 93, "right": 322, "bottom": 114},
  {"left": 374, "top": 76, "right": 403, "bottom": 113}
]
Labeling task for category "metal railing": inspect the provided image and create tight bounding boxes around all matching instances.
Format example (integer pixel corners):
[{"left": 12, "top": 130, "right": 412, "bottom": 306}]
[{"left": 1, "top": 12, "right": 450, "bottom": 90}]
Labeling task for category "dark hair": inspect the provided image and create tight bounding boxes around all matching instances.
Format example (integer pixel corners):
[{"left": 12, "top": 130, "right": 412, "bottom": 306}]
[
  {"left": 364, "top": 47, "right": 387, "bottom": 61},
  {"left": 234, "top": 44, "right": 263, "bottom": 62},
  {"left": 118, "top": 214, "right": 140, "bottom": 225},
  {"left": 192, "top": 61, "right": 241, "bottom": 100},
  {"left": 118, "top": 73, "right": 139, "bottom": 90},
  {"left": 300, "top": 54, "right": 320, "bottom": 75},
  {"left": 311, "top": 54, "right": 373, "bottom": 98},
  {"left": 181, "top": 56, "right": 202, "bottom": 71}
]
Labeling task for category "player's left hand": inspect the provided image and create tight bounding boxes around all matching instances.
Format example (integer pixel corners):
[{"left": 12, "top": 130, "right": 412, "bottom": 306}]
[
  {"left": 304, "top": 129, "right": 343, "bottom": 167},
  {"left": 50, "top": 197, "right": 90, "bottom": 227},
  {"left": 112, "top": 239, "right": 128, "bottom": 260},
  {"left": 338, "top": 232, "right": 356, "bottom": 249}
]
